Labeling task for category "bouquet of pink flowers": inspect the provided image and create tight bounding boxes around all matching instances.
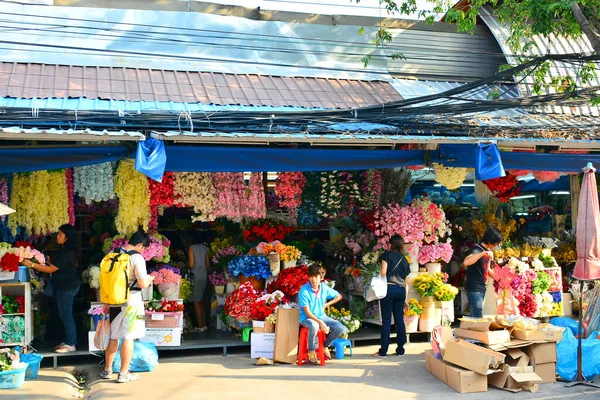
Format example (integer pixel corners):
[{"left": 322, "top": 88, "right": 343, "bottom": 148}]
[
  {"left": 208, "top": 270, "right": 226, "bottom": 286},
  {"left": 418, "top": 242, "right": 453, "bottom": 264},
  {"left": 372, "top": 203, "right": 425, "bottom": 249},
  {"left": 150, "top": 268, "right": 181, "bottom": 284},
  {"left": 103, "top": 232, "right": 171, "bottom": 263}
]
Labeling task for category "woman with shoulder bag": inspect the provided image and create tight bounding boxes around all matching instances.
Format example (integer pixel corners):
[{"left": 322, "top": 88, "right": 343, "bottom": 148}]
[
  {"left": 374, "top": 234, "right": 411, "bottom": 358},
  {"left": 22, "top": 224, "right": 81, "bottom": 353}
]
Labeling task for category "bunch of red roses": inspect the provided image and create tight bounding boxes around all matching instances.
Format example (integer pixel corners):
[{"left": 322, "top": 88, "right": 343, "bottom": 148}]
[
  {"left": 483, "top": 173, "right": 521, "bottom": 203},
  {"left": 267, "top": 265, "right": 309, "bottom": 297},
  {"left": 250, "top": 291, "right": 287, "bottom": 321},
  {"left": 243, "top": 220, "right": 295, "bottom": 242},
  {"left": 225, "top": 282, "right": 259, "bottom": 322},
  {"left": 0, "top": 252, "right": 19, "bottom": 272}
]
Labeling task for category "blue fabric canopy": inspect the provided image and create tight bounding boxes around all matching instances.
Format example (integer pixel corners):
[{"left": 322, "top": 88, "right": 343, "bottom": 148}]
[
  {"left": 164, "top": 146, "right": 426, "bottom": 172},
  {"left": 437, "top": 144, "right": 600, "bottom": 173},
  {"left": 0, "top": 145, "right": 131, "bottom": 174}
]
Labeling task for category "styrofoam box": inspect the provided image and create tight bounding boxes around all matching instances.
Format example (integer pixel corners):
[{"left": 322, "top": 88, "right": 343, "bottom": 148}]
[
  {"left": 88, "top": 331, "right": 102, "bottom": 352},
  {"left": 250, "top": 332, "right": 275, "bottom": 359},
  {"left": 139, "top": 328, "right": 182, "bottom": 347}
]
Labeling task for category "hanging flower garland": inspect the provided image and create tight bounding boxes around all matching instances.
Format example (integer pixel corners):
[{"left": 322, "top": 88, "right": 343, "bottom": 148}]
[
  {"left": 360, "top": 170, "right": 383, "bottom": 211},
  {"left": 242, "top": 172, "right": 266, "bottom": 219},
  {"left": 432, "top": 164, "right": 469, "bottom": 190},
  {"left": 173, "top": 172, "right": 217, "bottom": 222},
  {"left": 0, "top": 176, "right": 8, "bottom": 223},
  {"left": 73, "top": 162, "right": 115, "bottom": 203},
  {"left": 212, "top": 172, "right": 246, "bottom": 220},
  {"left": 114, "top": 161, "right": 151, "bottom": 235},
  {"left": 297, "top": 172, "right": 322, "bottom": 227},
  {"left": 483, "top": 173, "right": 521, "bottom": 203},
  {"left": 508, "top": 170, "right": 532, "bottom": 178},
  {"left": 275, "top": 172, "right": 305, "bottom": 223},
  {"left": 318, "top": 171, "right": 360, "bottom": 219},
  {"left": 65, "top": 169, "right": 75, "bottom": 225},
  {"left": 533, "top": 171, "right": 561, "bottom": 183},
  {"left": 9, "top": 170, "right": 69, "bottom": 235},
  {"left": 148, "top": 172, "right": 175, "bottom": 229}
]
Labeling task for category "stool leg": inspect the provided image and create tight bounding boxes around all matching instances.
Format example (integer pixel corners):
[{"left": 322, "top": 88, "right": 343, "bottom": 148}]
[
  {"left": 318, "top": 331, "right": 326, "bottom": 366},
  {"left": 298, "top": 329, "right": 307, "bottom": 366}
]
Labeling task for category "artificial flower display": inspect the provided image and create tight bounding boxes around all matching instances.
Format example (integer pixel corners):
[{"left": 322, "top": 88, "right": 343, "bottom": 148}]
[
  {"left": 318, "top": 171, "right": 361, "bottom": 219},
  {"left": 103, "top": 232, "right": 170, "bottom": 263},
  {"left": 344, "top": 267, "right": 361, "bottom": 277},
  {"left": 533, "top": 171, "right": 561, "bottom": 183},
  {"left": 148, "top": 172, "right": 175, "bottom": 229},
  {"left": 73, "top": 162, "right": 115, "bottom": 203},
  {"left": 250, "top": 291, "right": 286, "bottom": 321},
  {"left": 150, "top": 267, "right": 182, "bottom": 285},
  {"left": 227, "top": 255, "right": 272, "bottom": 279},
  {"left": 179, "top": 279, "right": 192, "bottom": 302},
  {"left": 325, "top": 306, "right": 361, "bottom": 333},
  {"left": 241, "top": 173, "right": 267, "bottom": 219},
  {"left": 0, "top": 252, "right": 19, "bottom": 272},
  {"left": 81, "top": 265, "right": 101, "bottom": 289},
  {"left": 433, "top": 284, "right": 459, "bottom": 302},
  {"left": 280, "top": 245, "right": 301, "bottom": 262},
  {"left": 372, "top": 202, "right": 425, "bottom": 248},
  {"left": 173, "top": 172, "right": 217, "bottom": 222},
  {"left": 87, "top": 305, "right": 104, "bottom": 316},
  {"left": 208, "top": 270, "right": 226, "bottom": 286},
  {"left": 243, "top": 219, "right": 295, "bottom": 242},
  {"left": 114, "top": 161, "right": 151, "bottom": 235},
  {"left": 432, "top": 164, "right": 469, "bottom": 190},
  {"left": 267, "top": 264, "right": 309, "bottom": 297},
  {"left": 535, "top": 292, "right": 554, "bottom": 317},
  {"left": 417, "top": 241, "right": 453, "bottom": 264},
  {"left": 224, "top": 282, "right": 259, "bottom": 322},
  {"left": 211, "top": 246, "right": 242, "bottom": 270},
  {"left": 210, "top": 237, "right": 234, "bottom": 255},
  {"left": 1, "top": 315, "right": 25, "bottom": 343},
  {"left": 404, "top": 299, "right": 423, "bottom": 317},
  {"left": 532, "top": 271, "right": 551, "bottom": 294},
  {"left": 297, "top": 172, "right": 322, "bottom": 227},
  {"left": 146, "top": 300, "right": 185, "bottom": 312},
  {"left": 483, "top": 173, "right": 521, "bottom": 202},
  {"left": 1, "top": 295, "right": 24, "bottom": 314},
  {"left": 411, "top": 273, "right": 445, "bottom": 297},
  {"left": 275, "top": 172, "right": 306, "bottom": 210},
  {"left": 65, "top": 168, "right": 75, "bottom": 225},
  {"left": 0, "top": 176, "right": 8, "bottom": 223},
  {"left": 360, "top": 170, "right": 383, "bottom": 211}
]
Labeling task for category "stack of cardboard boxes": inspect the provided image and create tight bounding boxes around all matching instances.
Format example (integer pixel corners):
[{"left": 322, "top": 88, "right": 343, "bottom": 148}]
[{"left": 425, "top": 318, "right": 563, "bottom": 394}]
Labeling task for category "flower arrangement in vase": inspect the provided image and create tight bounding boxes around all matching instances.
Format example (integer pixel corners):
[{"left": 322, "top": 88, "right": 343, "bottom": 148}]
[
  {"left": 150, "top": 265, "right": 181, "bottom": 300},
  {"left": 404, "top": 299, "right": 423, "bottom": 317},
  {"left": 417, "top": 241, "right": 453, "bottom": 265},
  {"left": 227, "top": 255, "right": 272, "bottom": 279},
  {"left": 250, "top": 291, "right": 287, "bottom": 321},
  {"left": 280, "top": 245, "right": 301, "bottom": 263},
  {"left": 224, "top": 282, "right": 259, "bottom": 323}
]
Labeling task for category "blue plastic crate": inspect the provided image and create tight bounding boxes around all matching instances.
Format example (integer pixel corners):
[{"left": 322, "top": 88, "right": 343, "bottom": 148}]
[
  {"left": 0, "top": 364, "right": 27, "bottom": 389},
  {"left": 21, "top": 354, "right": 43, "bottom": 380}
]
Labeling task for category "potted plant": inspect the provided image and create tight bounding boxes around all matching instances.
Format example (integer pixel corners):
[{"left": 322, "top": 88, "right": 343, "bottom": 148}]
[{"left": 404, "top": 299, "right": 422, "bottom": 333}]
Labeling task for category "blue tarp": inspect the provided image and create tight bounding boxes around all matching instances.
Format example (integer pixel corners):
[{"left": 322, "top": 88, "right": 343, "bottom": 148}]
[
  {"left": 164, "top": 146, "right": 426, "bottom": 172},
  {"left": 437, "top": 144, "right": 599, "bottom": 173},
  {"left": 0, "top": 145, "right": 131, "bottom": 173}
]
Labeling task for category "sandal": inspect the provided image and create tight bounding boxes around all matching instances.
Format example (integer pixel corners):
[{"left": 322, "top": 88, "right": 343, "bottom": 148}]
[
  {"left": 307, "top": 352, "right": 319, "bottom": 364},
  {"left": 324, "top": 348, "right": 332, "bottom": 360},
  {"left": 373, "top": 352, "right": 387, "bottom": 358}
]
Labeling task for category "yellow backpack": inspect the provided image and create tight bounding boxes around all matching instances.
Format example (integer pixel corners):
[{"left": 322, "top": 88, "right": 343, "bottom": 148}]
[{"left": 99, "top": 250, "right": 139, "bottom": 305}]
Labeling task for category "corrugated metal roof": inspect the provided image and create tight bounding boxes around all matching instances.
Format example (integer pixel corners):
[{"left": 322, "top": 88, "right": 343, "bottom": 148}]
[
  {"left": 0, "top": 126, "right": 144, "bottom": 140},
  {"left": 0, "top": 2, "right": 506, "bottom": 82},
  {"left": 479, "top": 6, "right": 600, "bottom": 116},
  {"left": 0, "top": 62, "right": 401, "bottom": 108}
]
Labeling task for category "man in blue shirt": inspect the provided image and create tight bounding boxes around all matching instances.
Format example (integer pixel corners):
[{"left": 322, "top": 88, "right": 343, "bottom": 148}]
[{"left": 298, "top": 264, "right": 347, "bottom": 362}]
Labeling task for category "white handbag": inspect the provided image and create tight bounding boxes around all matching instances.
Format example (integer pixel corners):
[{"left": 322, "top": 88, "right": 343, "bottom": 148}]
[{"left": 365, "top": 256, "right": 404, "bottom": 302}]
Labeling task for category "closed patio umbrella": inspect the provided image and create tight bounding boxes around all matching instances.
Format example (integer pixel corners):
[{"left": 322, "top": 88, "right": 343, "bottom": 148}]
[
  {"left": 0, "top": 202, "right": 15, "bottom": 217},
  {"left": 567, "top": 163, "right": 600, "bottom": 388}
]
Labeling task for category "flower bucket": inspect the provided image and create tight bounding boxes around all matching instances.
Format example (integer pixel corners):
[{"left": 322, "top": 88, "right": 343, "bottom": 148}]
[
  {"left": 404, "top": 315, "right": 419, "bottom": 333},
  {"left": 420, "top": 295, "right": 434, "bottom": 306},
  {"left": 418, "top": 316, "right": 436, "bottom": 333},
  {"left": 157, "top": 283, "right": 180, "bottom": 300},
  {"left": 425, "top": 262, "right": 441, "bottom": 274},
  {"left": 267, "top": 252, "right": 280, "bottom": 276},
  {"left": 239, "top": 275, "right": 263, "bottom": 291},
  {"left": 282, "top": 260, "right": 297, "bottom": 269},
  {"left": 18, "top": 266, "right": 29, "bottom": 282},
  {"left": 215, "top": 285, "right": 225, "bottom": 295},
  {"left": 436, "top": 300, "right": 455, "bottom": 323}
]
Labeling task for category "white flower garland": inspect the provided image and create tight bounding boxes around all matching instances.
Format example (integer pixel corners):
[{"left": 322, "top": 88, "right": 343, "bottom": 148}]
[
  {"left": 173, "top": 172, "right": 217, "bottom": 222},
  {"left": 73, "top": 162, "right": 115, "bottom": 203},
  {"left": 432, "top": 164, "right": 468, "bottom": 190}
]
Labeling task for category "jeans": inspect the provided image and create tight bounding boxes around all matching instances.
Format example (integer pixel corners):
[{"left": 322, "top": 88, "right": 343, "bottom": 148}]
[
  {"left": 466, "top": 291, "right": 485, "bottom": 318},
  {"left": 302, "top": 315, "right": 348, "bottom": 351},
  {"left": 56, "top": 286, "right": 79, "bottom": 346},
  {"left": 379, "top": 284, "right": 407, "bottom": 356}
]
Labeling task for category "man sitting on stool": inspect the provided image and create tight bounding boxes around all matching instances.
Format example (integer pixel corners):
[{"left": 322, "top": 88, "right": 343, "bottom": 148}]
[{"left": 298, "top": 263, "right": 347, "bottom": 362}]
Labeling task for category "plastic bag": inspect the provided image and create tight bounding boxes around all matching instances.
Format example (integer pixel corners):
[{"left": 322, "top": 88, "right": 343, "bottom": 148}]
[
  {"left": 475, "top": 143, "right": 505, "bottom": 181},
  {"left": 551, "top": 316, "right": 582, "bottom": 336},
  {"left": 112, "top": 341, "right": 159, "bottom": 373},
  {"left": 135, "top": 137, "right": 166, "bottom": 182},
  {"left": 365, "top": 275, "right": 387, "bottom": 302},
  {"left": 557, "top": 328, "right": 600, "bottom": 381},
  {"left": 94, "top": 315, "right": 111, "bottom": 351}
]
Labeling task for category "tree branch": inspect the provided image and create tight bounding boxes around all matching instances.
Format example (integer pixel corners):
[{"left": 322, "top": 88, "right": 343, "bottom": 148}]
[{"left": 571, "top": 3, "right": 600, "bottom": 53}]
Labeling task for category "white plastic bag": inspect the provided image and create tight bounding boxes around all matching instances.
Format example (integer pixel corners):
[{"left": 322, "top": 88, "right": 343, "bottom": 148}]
[
  {"left": 365, "top": 275, "right": 387, "bottom": 302},
  {"left": 94, "top": 315, "right": 111, "bottom": 351}
]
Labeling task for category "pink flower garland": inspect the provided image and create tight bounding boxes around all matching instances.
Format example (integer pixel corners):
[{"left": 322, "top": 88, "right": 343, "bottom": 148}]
[
  {"left": 533, "top": 171, "right": 561, "bottom": 183},
  {"left": 65, "top": 169, "right": 75, "bottom": 225},
  {"left": 242, "top": 173, "right": 266, "bottom": 219},
  {"left": 0, "top": 176, "right": 8, "bottom": 222},
  {"left": 372, "top": 202, "right": 425, "bottom": 249},
  {"left": 275, "top": 172, "right": 306, "bottom": 209},
  {"left": 213, "top": 173, "right": 246, "bottom": 220}
]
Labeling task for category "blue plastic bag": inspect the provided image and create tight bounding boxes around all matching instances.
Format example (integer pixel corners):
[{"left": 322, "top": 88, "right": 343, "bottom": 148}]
[
  {"left": 112, "top": 341, "right": 159, "bottom": 373},
  {"left": 557, "top": 328, "right": 600, "bottom": 381},
  {"left": 475, "top": 143, "right": 505, "bottom": 181},
  {"left": 551, "top": 317, "right": 582, "bottom": 336},
  {"left": 135, "top": 137, "right": 166, "bottom": 182}
]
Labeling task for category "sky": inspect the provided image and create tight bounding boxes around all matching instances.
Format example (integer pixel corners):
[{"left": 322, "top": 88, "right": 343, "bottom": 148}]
[{"left": 202, "top": 0, "right": 447, "bottom": 20}]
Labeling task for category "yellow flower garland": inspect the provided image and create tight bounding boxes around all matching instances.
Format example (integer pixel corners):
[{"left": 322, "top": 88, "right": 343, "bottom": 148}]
[
  {"left": 114, "top": 161, "right": 150, "bottom": 235},
  {"left": 432, "top": 164, "right": 469, "bottom": 190},
  {"left": 9, "top": 170, "right": 69, "bottom": 235},
  {"left": 173, "top": 172, "right": 216, "bottom": 222}
]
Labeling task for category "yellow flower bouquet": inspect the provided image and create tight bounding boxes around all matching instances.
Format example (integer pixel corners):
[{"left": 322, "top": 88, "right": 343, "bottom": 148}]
[
  {"left": 404, "top": 298, "right": 423, "bottom": 317},
  {"left": 433, "top": 283, "right": 459, "bottom": 301},
  {"left": 280, "top": 245, "right": 301, "bottom": 262},
  {"left": 412, "top": 273, "right": 444, "bottom": 297}
]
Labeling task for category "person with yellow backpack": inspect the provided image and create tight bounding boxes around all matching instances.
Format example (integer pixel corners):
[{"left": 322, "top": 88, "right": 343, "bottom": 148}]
[{"left": 99, "top": 231, "right": 154, "bottom": 383}]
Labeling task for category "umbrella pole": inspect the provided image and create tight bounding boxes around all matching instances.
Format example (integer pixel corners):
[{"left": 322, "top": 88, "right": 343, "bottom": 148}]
[{"left": 566, "top": 280, "right": 600, "bottom": 388}]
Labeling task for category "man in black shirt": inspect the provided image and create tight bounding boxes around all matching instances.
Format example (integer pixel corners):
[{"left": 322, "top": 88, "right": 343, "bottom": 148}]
[{"left": 463, "top": 226, "right": 503, "bottom": 318}]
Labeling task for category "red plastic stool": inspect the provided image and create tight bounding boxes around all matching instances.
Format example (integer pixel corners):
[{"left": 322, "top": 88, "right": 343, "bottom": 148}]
[{"left": 297, "top": 326, "right": 326, "bottom": 366}]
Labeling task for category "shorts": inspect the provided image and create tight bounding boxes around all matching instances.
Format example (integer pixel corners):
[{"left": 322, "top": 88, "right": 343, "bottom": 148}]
[{"left": 109, "top": 292, "right": 145, "bottom": 340}]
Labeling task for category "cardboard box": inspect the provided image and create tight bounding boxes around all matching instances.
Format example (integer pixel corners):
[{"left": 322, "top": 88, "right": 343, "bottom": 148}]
[
  {"left": 459, "top": 318, "right": 492, "bottom": 332},
  {"left": 454, "top": 328, "right": 511, "bottom": 345},
  {"left": 443, "top": 339, "right": 505, "bottom": 375},
  {"left": 273, "top": 308, "right": 300, "bottom": 364},
  {"left": 524, "top": 342, "right": 557, "bottom": 365},
  {"left": 512, "top": 328, "right": 563, "bottom": 342},
  {"left": 533, "top": 362, "right": 557, "bottom": 383},
  {"left": 139, "top": 328, "right": 182, "bottom": 347},
  {"left": 251, "top": 332, "right": 275, "bottom": 359},
  {"left": 425, "top": 350, "right": 488, "bottom": 394},
  {"left": 489, "top": 365, "right": 542, "bottom": 391},
  {"left": 488, "top": 349, "right": 529, "bottom": 388}
]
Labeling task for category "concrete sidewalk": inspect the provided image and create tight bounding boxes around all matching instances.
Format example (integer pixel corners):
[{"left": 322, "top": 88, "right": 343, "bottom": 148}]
[
  {"left": 81, "top": 343, "right": 600, "bottom": 400},
  {"left": 2, "top": 367, "right": 81, "bottom": 399}
]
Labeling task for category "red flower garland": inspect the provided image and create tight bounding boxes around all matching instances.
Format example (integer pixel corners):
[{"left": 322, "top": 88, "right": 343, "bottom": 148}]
[
  {"left": 483, "top": 174, "right": 521, "bottom": 203},
  {"left": 148, "top": 172, "right": 175, "bottom": 229},
  {"left": 243, "top": 220, "right": 295, "bottom": 242},
  {"left": 275, "top": 172, "right": 306, "bottom": 209},
  {"left": 66, "top": 168, "right": 76, "bottom": 225},
  {"left": 0, "top": 252, "right": 20, "bottom": 272},
  {"left": 268, "top": 265, "right": 309, "bottom": 297}
]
